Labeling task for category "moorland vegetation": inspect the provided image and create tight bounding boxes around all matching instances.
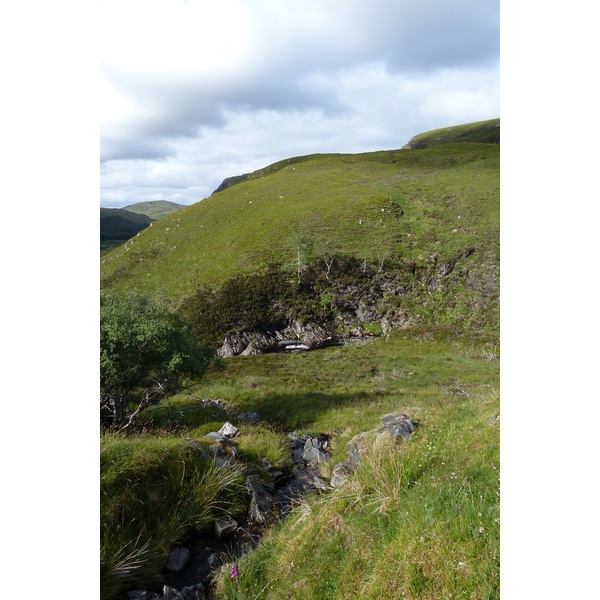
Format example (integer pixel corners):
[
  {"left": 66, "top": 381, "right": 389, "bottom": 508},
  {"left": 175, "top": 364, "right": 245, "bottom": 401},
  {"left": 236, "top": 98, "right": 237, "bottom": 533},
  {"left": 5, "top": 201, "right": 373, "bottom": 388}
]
[{"left": 100, "top": 119, "right": 500, "bottom": 600}]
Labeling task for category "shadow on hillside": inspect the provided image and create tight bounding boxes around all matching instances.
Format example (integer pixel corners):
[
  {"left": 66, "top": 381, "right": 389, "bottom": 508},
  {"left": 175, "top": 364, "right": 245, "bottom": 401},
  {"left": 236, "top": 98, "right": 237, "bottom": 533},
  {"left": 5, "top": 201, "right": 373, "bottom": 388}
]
[{"left": 240, "top": 389, "right": 391, "bottom": 432}]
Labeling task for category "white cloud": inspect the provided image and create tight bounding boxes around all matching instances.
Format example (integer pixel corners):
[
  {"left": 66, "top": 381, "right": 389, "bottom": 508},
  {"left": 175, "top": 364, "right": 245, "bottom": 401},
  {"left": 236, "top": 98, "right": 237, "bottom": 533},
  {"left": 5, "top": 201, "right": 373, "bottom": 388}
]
[{"left": 100, "top": 0, "right": 500, "bottom": 207}]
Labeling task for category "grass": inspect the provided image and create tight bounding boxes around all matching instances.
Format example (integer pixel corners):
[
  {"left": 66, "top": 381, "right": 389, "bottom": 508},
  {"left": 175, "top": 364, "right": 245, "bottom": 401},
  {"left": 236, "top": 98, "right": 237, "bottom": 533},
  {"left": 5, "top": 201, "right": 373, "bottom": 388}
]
[
  {"left": 100, "top": 141, "right": 499, "bottom": 302},
  {"left": 100, "top": 433, "right": 247, "bottom": 600}
]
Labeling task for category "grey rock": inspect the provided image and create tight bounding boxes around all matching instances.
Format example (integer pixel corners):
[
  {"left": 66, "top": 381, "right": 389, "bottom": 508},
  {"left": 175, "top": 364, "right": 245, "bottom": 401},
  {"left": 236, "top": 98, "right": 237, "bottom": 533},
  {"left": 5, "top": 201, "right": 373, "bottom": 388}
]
[
  {"left": 165, "top": 547, "right": 190, "bottom": 575},
  {"left": 380, "top": 413, "right": 416, "bottom": 442},
  {"left": 302, "top": 446, "right": 328, "bottom": 464},
  {"left": 246, "top": 475, "right": 276, "bottom": 523},
  {"left": 311, "top": 474, "right": 333, "bottom": 491},
  {"left": 218, "top": 421, "right": 240, "bottom": 438},
  {"left": 180, "top": 584, "right": 204, "bottom": 600},
  {"left": 209, "top": 444, "right": 224, "bottom": 457},
  {"left": 331, "top": 461, "right": 354, "bottom": 488},
  {"left": 205, "top": 431, "right": 228, "bottom": 443},
  {"left": 238, "top": 411, "right": 261, "bottom": 424},
  {"left": 162, "top": 586, "right": 185, "bottom": 600},
  {"left": 214, "top": 516, "right": 238, "bottom": 539},
  {"left": 207, "top": 553, "right": 219, "bottom": 567},
  {"left": 487, "top": 412, "right": 500, "bottom": 425}
]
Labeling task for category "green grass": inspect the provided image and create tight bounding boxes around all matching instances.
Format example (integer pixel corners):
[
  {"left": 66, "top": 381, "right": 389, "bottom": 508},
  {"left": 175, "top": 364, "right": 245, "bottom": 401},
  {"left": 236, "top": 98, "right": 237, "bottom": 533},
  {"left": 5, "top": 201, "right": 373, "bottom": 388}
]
[
  {"left": 403, "top": 118, "right": 500, "bottom": 149},
  {"left": 100, "top": 140, "right": 499, "bottom": 301},
  {"left": 100, "top": 433, "right": 247, "bottom": 600}
]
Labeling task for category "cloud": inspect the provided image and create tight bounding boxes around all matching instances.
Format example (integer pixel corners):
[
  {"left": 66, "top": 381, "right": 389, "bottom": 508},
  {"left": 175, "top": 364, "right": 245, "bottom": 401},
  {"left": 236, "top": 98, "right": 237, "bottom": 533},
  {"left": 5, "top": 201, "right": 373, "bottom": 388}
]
[{"left": 100, "top": 0, "right": 499, "bottom": 205}]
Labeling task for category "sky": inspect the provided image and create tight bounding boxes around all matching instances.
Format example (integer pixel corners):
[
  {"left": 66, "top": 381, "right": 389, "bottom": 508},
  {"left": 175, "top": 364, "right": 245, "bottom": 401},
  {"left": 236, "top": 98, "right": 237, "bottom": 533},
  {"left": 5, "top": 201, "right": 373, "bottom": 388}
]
[{"left": 100, "top": 0, "right": 500, "bottom": 208}]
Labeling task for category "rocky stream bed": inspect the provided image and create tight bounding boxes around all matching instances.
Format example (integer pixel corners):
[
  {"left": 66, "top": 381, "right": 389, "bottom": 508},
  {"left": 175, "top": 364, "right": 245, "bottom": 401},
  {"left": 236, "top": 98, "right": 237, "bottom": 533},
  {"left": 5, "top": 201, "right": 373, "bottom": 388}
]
[{"left": 125, "top": 412, "right": 417, "bottom": 600}]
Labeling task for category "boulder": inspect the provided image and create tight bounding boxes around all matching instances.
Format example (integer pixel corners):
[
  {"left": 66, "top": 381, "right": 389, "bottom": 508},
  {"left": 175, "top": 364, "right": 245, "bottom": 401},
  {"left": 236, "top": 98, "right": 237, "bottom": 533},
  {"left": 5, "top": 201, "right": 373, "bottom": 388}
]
[
  {"left": 379, "top": 413, "right": 416, "bottom": 442},
  {"left": 302, "top": 446, "right": 328, "bottom": 464},
  {"left": 205, "top": 431, "right": 228, "bottom": 443},
  {"left": 165, "top": 547, "right": 190, "bottom": 575},
  {"left": 218, "top": 422, "right": 240, "bottom": 438},
  {"left": 246, "top": 475, "right": 276, "bottom": 523},
  {"left": 180, "top": 584, "right": 204, "bottom": 600},
  {"left": 237, "top": 411, "right": 261, "bottom": 424},
  {"left": 214, "top": 517, "right": 238, "bottom": 539}
]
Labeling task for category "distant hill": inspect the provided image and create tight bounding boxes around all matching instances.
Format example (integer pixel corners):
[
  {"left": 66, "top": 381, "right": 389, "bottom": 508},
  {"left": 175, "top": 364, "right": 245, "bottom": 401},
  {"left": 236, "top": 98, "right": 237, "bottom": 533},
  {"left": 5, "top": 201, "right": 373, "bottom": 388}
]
[
  {"left": 123, "top": 200, "right": 186, "bottom": 220},
  {"left": 100, "top": 208, "right": 154, "bottom": 253}
]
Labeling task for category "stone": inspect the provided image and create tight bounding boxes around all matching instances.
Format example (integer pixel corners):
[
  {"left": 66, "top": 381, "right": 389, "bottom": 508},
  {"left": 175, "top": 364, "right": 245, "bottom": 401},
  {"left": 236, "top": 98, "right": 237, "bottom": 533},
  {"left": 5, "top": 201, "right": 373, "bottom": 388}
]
[
  {"left": 238, "top": 411, "right": 261, "bottom": 424},
  {"left": 379, "top": 413, "right": 416, "bottom": 442},
  {"left": 214, "top": 516, "right": 238, "bottom": 539},
  {"left": 218, "top": 422, "right": 240, "bottom": 438},
  {"left": 165, "top": 547, "right": 190, "bottom": 575},
  {"left": 246, "top": 475, "right": 276, "bottom": 523},
  {"left": 302, "top": 446, "right": 328, "bottom": 464},
  {"left": 205, "top": 431, "right": 228, "bottom": 443},
  {"left": 331, "top": 461, "right": 354, "bottom": 488},
  {"left": 180, "top": 584, "right": 204, "bottom": 600},
  {"left": 162, "top": 586, "right": 185, "bottom": 600}
]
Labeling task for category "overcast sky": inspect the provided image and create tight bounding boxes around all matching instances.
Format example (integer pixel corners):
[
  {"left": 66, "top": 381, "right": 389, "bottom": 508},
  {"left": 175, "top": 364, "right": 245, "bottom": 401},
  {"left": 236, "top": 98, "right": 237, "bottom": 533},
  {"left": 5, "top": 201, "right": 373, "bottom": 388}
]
[{"left": 100, "top": 0, "right": 499, "bottom": 208}]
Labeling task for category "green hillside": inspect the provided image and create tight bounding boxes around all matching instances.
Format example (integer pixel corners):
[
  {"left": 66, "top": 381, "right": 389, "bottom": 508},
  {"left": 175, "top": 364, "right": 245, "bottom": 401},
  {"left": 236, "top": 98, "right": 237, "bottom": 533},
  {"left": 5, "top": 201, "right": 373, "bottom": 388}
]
[
  {"left": 123, "top": 200, "right": 187, "bottom": 220},
  {"left": 101, "top": 146, "right": 497, "bottom": 292},
  {"left": 403, "top": 118, "right": 500, "bottom": 149}
]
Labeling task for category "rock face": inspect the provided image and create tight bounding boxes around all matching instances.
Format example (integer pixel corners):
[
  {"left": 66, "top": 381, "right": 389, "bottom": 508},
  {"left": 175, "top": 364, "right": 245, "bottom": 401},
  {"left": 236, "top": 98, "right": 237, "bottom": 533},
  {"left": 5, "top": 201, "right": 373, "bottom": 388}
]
[{"left": 218, "top": 322, "right": 337, "bottom": 357}]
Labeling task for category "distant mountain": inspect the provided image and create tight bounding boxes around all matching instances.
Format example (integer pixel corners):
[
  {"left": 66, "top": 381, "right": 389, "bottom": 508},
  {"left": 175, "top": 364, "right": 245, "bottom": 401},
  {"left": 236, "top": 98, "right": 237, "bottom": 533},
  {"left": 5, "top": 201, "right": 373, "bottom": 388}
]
[{"left": 123, "top": 200, "right": 186, "bottom": 220}]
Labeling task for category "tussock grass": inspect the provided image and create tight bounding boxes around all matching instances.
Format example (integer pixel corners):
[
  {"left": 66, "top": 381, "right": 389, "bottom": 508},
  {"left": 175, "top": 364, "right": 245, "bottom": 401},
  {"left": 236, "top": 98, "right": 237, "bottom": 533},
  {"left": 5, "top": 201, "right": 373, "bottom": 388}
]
[{"left": 100, "top": 433, "right": 246, "bottom": 600}]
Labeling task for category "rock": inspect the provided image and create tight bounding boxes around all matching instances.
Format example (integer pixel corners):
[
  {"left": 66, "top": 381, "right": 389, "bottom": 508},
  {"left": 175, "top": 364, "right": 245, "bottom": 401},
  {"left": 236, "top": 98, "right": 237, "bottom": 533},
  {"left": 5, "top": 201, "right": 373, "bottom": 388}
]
[
  {"left": 207, "top": 553, "right": 219, "bottom": 567},
  {"left": 162, "top": 586, "right": 185, "bottom": 600},
  {"left": 379, "top": 413, "right": 416, "bottom": 442},
  {"left": 331, "top": 461, "right": 354, "bottom": 488},
  {"left": 205, "top": 431, "right": 228, "bottom": 443},
  {"left": 246, "top": 475, "right": 276, "bottom": 523},
  {"left": 214, "top": 517, "right": 238, "bottom": 539},
  {"left": 209, "top": 444, "right": 224, "bottom": 457},
  {"left": 311, "top": 474, "right": 332, "bottom": 491},
  {"left": 127, "top": 592, "right": 161, "bottom": 600},
  {"left": 487, "top": 412, "right": 500, "bottom": 425},
  {"left": 180, "top": 584, "right": 204, "bottom": 600},
  {"left": 218, "top": 421, "right": 240, "bottom": 438},
  {"left": 302, "top": 446, "right": 328, "bottom": 464},
  {"left": 165, "top": 547, "right": 190, "bottom": 575},
  {"left": 238, "top": 411, "right": 261, "bottom": 424}
]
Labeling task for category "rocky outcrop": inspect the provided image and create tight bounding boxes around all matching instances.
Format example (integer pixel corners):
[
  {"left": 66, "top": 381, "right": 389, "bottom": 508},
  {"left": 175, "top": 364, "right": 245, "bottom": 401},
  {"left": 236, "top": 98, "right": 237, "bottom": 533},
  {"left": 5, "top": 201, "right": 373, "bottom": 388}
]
[{"left": 218, "top": 322, "right": 338, "bottom": 357}]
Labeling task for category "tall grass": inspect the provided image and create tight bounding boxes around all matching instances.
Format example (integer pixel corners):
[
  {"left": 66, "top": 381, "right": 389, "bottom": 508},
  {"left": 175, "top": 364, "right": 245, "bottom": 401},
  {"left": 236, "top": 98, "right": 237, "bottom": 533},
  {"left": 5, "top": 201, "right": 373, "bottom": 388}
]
[{"left": 100, "top": 433, "right": 247, "bottom": 600}]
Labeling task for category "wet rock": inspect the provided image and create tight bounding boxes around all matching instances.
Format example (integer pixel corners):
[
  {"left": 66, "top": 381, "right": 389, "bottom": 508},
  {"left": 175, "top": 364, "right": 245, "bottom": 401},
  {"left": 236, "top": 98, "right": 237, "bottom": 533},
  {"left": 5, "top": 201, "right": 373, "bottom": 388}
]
[
  {"left": 165, "top": 547, "right": 190, "bottom": 575},
  {"left": 379, "top": 413, "right": 416, "bottom": 442},
  {"left": 245, "top": 475, "right": 276, "bottom": 523},
  {"left": 180, "top": 584, "right": 204, "bottom": 600},
  {"left": 218, "top": 421, "right": 240, "bottom": 438},
  {"left": 214, "top": 517, "right": 238, "bottom": 539},
  {"left": 162, "top": 586, "right": 185, "bottom": 600}
]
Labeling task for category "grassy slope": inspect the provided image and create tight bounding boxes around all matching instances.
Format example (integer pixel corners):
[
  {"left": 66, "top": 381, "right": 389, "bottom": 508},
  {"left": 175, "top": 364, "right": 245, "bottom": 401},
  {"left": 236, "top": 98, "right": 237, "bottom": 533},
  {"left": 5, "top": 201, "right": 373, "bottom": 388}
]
[
  {"left": 100, "top": 121, "right": 500, "bottom": 599},
  {"left": 123, "top": 200, "right": 187, "bottom": 220},
  {"left": 100, "top": 142, "right": 499, "bottom": 302},
  {"left": 142, "top": 332, "right": 500, "bottom": 599},
  {"left": 403, "top": 118, "right": 500, "bottom": 149}
]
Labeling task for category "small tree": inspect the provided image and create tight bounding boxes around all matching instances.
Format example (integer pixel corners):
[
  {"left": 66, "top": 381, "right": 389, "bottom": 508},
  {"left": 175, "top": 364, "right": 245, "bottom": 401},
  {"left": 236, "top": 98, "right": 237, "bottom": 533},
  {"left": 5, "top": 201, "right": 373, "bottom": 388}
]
[
  {"left": 285, "top": 232, "right": 313, "bottom": 286},
  {"left": 100, "top": 290, "right": 216, "bottom": 428}
]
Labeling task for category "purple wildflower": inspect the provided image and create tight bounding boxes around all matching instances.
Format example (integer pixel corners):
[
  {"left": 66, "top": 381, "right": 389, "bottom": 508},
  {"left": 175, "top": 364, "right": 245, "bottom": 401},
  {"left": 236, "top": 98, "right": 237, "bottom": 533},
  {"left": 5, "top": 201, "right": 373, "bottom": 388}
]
[{"left": 230, "top": 563, "right": 239, "bottom": 579}]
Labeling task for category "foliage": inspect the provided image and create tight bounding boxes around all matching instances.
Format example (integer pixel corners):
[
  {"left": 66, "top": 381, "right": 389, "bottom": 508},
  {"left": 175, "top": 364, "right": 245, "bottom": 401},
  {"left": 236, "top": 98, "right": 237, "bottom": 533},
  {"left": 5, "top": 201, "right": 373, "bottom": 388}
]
[{"left": 100, "top": 290, "right": 216, "bottom": 427}]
